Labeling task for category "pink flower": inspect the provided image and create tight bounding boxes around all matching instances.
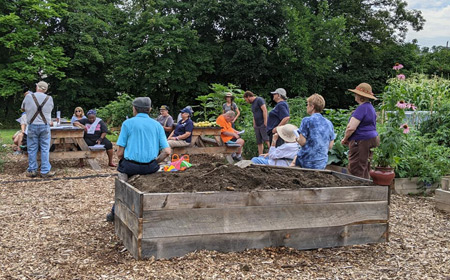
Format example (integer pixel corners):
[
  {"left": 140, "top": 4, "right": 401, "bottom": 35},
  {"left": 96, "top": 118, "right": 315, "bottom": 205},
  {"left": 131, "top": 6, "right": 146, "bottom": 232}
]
[
  {"left": 396, "top": 100, "right": 407, "bottom": 109},
  {"left": 393, "top": 63, "right": 404, "bottom": 70},
  {"left": 411, "top": 104, "right": 417, "bottom": 111},
  {"left": 401, "top": 124, "right": 410, "bottom": 134},
  {"left": 397, "top": 74, "right": 406, "bottom": 80}
]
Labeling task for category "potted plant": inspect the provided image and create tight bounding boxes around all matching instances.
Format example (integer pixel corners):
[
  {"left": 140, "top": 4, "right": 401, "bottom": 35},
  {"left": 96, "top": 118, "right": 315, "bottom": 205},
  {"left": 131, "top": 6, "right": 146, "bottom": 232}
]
[{"left": 371, "top": 100, "right": 411, "bottom": 185}]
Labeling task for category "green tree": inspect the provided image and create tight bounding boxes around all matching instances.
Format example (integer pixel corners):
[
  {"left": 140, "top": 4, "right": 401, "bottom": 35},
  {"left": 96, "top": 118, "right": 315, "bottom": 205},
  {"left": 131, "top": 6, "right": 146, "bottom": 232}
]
[{"left": 48, "top": 0, "right": 125, "bottom": 114}]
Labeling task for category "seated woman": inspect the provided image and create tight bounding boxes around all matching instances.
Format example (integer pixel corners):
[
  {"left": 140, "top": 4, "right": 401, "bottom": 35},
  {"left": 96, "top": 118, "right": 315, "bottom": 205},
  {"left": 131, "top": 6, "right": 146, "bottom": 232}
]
[
  {"left": 70, "top": 107, "right": 87, "bottom": 124},
  {"left": 251, "top": 124, "right": 299, "bottom": 166},
  {"left": 168, "top": 107, "right": 194, "bottom": 147},
  {"left": 291, "top": 94, "right": 335, "bottom": 169},
  {"left": 73, "top": 109, "right": 116, "bottom": 167}
]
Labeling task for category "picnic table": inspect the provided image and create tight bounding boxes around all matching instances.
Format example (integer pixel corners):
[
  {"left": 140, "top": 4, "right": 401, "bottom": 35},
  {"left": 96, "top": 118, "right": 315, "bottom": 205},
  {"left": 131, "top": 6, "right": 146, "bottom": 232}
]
[
  {"left": 22, "top": 124, "right": 103, "bottom": 170},
  {"left": 171, "top": 127, "right": 240, "bottom": 163},
  {"left": 49, "top": 125, "right": 103, "bottom": 170}
]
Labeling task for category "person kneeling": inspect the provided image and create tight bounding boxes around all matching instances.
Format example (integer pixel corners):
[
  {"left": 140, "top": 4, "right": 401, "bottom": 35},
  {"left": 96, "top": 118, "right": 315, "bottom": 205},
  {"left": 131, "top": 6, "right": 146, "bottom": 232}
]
[
  {"left": 216, "top": 111, "right": 245, "bottom": 161},
  {"left": 251, "top": 124, "right": 299, "bottom": 166}
]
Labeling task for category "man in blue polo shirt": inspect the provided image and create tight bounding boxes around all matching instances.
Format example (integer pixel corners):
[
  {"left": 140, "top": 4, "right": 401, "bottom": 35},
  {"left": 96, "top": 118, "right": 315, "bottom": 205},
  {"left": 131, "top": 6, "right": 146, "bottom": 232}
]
[{"left": 107, "top": 97, "right": 171, "bottom": 222}]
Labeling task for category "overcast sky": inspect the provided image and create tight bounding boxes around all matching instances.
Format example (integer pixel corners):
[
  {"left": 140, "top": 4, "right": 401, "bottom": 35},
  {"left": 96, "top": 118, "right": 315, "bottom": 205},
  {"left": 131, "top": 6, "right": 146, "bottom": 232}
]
[{"left": 404, "top": 0, "right": 450, "bottom": 48}]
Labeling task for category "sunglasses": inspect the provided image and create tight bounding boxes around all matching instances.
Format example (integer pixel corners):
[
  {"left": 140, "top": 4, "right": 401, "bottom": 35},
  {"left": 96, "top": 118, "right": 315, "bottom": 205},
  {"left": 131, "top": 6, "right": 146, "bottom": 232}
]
[{"left": 75, "top": 110, "right": 82, "bottom": 113}]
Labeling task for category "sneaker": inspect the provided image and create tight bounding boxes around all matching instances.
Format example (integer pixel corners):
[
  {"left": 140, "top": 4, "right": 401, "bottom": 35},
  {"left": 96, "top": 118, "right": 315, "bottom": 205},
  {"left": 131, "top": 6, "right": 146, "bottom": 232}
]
[
  {"left": 26, "top": 170, "right": 37, "bottom": 178},
  {"left": 40, "top": 171, "right": 56, "bottom": 178},
  {"left": 106, "top": 212, "right": 115, "bottom": 222},
  {"left": 235, "top": 155, "right": 243, "bottom": 161},
  {"left": 13, "top": 150, "right": 22, "bottom": 155}
]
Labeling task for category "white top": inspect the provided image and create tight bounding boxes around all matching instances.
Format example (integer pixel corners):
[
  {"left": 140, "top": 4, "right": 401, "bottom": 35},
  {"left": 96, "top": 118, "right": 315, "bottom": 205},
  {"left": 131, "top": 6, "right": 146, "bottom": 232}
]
[
  {"left": 21, "top": 92, "right": 54, "bottom": 125},
  {"left": 267, "top": 142, "right": 299, "bottom": 166}
]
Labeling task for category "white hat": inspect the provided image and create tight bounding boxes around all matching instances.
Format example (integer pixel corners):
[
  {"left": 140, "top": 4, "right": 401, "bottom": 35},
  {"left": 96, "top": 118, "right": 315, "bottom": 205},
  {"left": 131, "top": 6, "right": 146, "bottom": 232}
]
[{"left": 271, "top": 88, "right": 287, "bottom": 99}]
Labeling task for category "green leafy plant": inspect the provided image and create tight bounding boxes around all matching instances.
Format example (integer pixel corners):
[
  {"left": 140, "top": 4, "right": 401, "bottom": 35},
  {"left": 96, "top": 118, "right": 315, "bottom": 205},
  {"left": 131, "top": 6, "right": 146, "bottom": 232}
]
[
  {"left": 96, "top": 93, "right": 134, "bottom": 128},
  {"left": 396, "top": 135, "right": 450, "bottom": 186},
  {"left": 323, "top": 108, "right": 353, "bottom": 166}
]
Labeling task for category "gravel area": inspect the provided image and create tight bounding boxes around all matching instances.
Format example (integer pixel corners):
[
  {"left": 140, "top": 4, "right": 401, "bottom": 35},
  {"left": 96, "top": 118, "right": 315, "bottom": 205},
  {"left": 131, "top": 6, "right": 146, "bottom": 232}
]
[{"left": 0, "top": 157, "right": 449, "bottom": 279}]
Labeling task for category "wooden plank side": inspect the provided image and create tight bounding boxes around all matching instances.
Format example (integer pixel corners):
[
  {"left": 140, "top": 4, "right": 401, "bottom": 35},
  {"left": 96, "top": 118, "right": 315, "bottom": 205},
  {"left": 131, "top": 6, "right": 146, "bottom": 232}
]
[
  {"left": 435, "top": 189, "right": 450, "bottom": 203},
  {"left": 140, "top": 223, "right": 388, "bottom": 259},
  {"left": 115, "top": 217, "right": 141, "bottom": 260},
  {"left": 115, "top": 199, "right": 142, "bottom": 239},
  {"left": 435, "top": 189, "right": 450, "bottom": 212},
  {"left": 142, "top": 201, "right": 388, "bottom": 238},
  {"left": 115, "top": 178, "right": 144, "bottom": 218},
  {"left": 142, "top": 186, "right": 388, "bottom": 211},
  {"left": 435, "top": 202, "right": 450, "bottom": 212},
  {"left": 331, "top": 171, "right": 373, "bottom": 183},
  {"left": 49, "top": 151, "right": 91, "bottom": 160}
]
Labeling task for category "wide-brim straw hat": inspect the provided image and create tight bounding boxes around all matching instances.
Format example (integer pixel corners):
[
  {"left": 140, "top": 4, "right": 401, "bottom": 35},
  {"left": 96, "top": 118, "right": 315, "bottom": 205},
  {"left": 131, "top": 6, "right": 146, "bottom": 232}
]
[
  {"left": 277, "top": 124, "right": 299, "bottom": 143},
  {"left": 348, "top": 83, "right": 377, "bottom": 100}
]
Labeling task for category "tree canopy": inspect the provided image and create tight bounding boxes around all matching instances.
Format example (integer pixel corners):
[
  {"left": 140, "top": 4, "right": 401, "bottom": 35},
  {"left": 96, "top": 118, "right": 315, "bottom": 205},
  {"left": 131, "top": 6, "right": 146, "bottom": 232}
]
[{"left": 1, "top": 0, "right": 441, "bottom": 125}]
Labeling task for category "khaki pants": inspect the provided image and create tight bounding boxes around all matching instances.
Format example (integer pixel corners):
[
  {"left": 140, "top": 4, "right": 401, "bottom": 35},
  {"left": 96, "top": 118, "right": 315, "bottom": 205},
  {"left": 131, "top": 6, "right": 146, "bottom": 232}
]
[
  {"left": 168, "top": 139, "right": 190, "bottom": 147},
  {"left": 348, "top": 136, "right": 379, "bottom": 179}
]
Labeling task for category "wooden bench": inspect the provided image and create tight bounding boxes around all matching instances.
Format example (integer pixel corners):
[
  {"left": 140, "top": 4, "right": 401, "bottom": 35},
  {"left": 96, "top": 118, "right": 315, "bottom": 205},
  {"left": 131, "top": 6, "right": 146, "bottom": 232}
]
[{"left": 172, "top": 127, "right": 240, "bottom": 163}]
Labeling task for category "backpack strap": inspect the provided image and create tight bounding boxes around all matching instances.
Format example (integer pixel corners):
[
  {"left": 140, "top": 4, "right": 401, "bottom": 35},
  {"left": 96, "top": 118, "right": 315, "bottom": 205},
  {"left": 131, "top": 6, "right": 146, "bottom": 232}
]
[{"left": 29, "top": 94, "right": 50, "bottom": 125}]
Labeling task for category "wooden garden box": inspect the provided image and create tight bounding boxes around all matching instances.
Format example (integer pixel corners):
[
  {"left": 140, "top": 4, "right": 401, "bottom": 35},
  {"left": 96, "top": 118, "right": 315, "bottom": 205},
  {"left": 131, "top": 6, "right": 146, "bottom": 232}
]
[
  {"left": 394, "top": 177, "right": 439, "bottom": 195},
  {"left": 436, "top": 177, "right": 450, "bottom": 213},
  {"left": 114, "top": 170, "right": 390, "bottom": 260}
]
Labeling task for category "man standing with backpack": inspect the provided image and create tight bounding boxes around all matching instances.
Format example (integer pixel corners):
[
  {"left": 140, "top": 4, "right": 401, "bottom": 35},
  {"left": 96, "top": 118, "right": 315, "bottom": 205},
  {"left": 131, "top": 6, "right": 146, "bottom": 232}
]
[{"left": 21, "top": 81, "right": 55, "bottom": 178}]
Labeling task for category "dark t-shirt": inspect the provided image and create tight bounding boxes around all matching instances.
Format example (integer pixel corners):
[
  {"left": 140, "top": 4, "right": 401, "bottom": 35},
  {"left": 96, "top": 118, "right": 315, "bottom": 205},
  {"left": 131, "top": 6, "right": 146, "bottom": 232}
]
[
  {"left": 267, "top": 101, "right": 290, "bottom": 132},
  {"left": 349, "top": 102, "right": 378, "bottom": 141},
  {"left": 251, "top": 97, "right": 266, "bottom": 127},
  {"left": 173, "top": 118, "right": 194, "bottom": 143},
  {"left": 77, "top": 118, "right": 108, "bottom": 142}
]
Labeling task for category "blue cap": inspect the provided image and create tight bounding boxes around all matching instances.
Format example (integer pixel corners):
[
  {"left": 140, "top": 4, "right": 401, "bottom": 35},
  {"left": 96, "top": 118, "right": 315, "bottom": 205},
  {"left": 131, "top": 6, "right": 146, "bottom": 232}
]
[{"left": 180, "top": 107, "right": 192, "bottom": 115}]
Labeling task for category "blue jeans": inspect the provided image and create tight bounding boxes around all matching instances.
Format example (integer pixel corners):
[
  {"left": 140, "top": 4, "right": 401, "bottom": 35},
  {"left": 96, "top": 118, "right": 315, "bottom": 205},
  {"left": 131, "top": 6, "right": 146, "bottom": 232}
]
[
  {"left": 27, "top": 124, "right": 52, "bottom": 174},
  {"left": 251, "top": 156, "right": 269, "bottom": 165}
]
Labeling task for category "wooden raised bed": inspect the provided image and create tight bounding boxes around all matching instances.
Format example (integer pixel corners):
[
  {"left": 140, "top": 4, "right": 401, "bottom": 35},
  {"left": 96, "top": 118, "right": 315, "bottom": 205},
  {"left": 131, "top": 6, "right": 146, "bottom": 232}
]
[
  {"left": 436, "top": 176, "right": 450, "bottom": 213},
  {"left": 394, "top": 177, "right": 438, "bottom": 195},
  {"left": 114, "top": 169, "right": 390, "bottom": 260}
]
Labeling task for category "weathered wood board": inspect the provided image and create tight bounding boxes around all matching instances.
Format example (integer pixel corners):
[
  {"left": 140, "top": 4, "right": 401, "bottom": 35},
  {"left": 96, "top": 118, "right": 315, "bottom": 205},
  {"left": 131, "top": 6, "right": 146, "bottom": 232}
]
[
  {"left": 435, "top": 189, "right": 450, "bottom": 213},
  {"left": 114, "top": 170, "right": 389, "bottom": 260},
  {"left": 394, "top": 177, "right": 438, "bottom": 195}
]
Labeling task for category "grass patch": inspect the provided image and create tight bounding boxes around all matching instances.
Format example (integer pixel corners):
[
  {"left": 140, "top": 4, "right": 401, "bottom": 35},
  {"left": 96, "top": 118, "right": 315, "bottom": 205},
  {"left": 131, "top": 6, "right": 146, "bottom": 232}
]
[{"left": 0, "top": 129, "right": 17, "bottom": 145}]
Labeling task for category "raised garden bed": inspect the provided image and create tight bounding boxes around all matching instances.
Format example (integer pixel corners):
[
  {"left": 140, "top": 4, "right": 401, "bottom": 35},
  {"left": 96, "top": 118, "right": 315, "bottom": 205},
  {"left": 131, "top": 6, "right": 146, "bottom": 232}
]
[
  {"left": 436, "top": 176, "right": 450, "bottom": 213},
  {"left": 114, "top": 164, "right": 389, "bottom": 260},
  {"left": 394, "top": 177, "right": 439, "bottom": 195}
]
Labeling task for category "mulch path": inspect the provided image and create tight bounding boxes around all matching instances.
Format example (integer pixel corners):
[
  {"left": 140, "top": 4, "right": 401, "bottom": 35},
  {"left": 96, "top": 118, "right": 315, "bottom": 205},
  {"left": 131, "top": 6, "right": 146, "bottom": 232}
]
[{"left": 0, "top": 151, "right": 449, "bottom": 279}]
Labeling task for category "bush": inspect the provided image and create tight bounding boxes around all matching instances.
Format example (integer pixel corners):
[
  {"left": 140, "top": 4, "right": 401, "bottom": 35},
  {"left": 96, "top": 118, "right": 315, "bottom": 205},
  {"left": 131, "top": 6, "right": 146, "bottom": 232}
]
[
  {"left": 396, "top": 134, "right": 450, "bottom": 185},
  {"left": 96, "top": 93, "right": 134, "bottom": 128}
]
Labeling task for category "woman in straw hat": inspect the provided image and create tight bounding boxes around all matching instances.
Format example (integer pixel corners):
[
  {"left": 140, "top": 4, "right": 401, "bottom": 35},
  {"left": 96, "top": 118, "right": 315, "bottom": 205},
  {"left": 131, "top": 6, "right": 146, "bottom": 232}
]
[
  {"left": 251, "top": 124, "right": 299, "bottom": 166},
  {"left": 341, "top": 83, "right": 379, "bottom": 179},
  {"left": 290, "top": 93, "right": 335, "bottom": 169}
]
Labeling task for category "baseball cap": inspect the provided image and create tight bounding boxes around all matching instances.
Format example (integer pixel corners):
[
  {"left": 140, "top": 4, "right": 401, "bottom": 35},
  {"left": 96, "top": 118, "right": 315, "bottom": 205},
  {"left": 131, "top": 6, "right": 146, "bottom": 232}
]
[
  {"left": 160, "top": 105, "right": 169, "bottom": 111},
  {"left": 271, "top": 88, "right": 287, "bottom": 99},
  {"left": 36, "top": 81, "right": 48, "bottom": 91},
  {"left": 180, "top": 107, "right": 192, "bottom": 115}
]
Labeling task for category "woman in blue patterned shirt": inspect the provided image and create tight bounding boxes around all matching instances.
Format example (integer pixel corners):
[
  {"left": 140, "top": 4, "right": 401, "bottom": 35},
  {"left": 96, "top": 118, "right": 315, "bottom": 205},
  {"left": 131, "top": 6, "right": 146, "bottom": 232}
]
[{"left": 291, "top": 94, "right": 335, "bottom": 169}]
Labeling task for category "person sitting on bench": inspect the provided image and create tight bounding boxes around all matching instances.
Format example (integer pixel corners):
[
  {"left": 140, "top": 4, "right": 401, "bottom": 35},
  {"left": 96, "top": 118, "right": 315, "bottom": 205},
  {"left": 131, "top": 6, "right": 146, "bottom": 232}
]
[
  {"left": 168, "top": 107, "right": 194, "bottom": 147},
  {"left": 74, "top": 109, "right": 116, "bottom": 167},
  {"left": 216, "top": 111, "right": 245, "bottom": 161},
  {"left": 251, "top": 124, "right": 299, "bottom": 166}
]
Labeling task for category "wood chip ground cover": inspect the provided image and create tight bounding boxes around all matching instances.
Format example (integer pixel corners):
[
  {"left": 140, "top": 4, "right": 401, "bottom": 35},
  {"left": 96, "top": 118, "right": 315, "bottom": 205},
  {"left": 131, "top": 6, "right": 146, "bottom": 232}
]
[{"left": 0, "top": 155, "right": 449, "bottom": 279}]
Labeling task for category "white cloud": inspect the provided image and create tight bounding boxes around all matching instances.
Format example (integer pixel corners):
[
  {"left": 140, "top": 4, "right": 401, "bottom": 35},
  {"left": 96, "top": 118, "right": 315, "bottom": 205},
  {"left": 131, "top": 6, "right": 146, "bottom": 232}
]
[{"left": 404, "top": 0, "right": 450, "bottom": 47}]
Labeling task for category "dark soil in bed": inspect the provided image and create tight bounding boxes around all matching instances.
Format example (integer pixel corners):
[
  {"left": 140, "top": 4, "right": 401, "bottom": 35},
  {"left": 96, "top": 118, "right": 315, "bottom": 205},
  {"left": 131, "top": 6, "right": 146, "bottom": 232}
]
[{"left": 129, "top": 162, "right": 373, "bottom": 193}]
